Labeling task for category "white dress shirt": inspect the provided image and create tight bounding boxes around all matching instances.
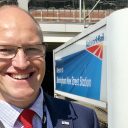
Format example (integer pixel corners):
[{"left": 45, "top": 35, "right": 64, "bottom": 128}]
[{"left": 0, "top": 88, "right": 53, "bottom": 128}]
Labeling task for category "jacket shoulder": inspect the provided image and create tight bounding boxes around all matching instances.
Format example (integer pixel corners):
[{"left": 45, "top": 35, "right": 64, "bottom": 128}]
[{"left": 44, "top": 93, "right": 100, "bottom": 128}]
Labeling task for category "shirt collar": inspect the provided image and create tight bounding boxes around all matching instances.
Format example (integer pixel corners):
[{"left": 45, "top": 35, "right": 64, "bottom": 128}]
[
  {"left": 30, "top": 88, "right": 44, "bottom": 119},
  {"left": 0, "top": 88, "right": 44, "bottom": 127}
]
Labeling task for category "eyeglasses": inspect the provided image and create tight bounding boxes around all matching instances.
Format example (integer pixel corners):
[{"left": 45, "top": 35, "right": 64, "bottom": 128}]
[{"left": 0, "top": 44, "right": 46, "bottom": 59}]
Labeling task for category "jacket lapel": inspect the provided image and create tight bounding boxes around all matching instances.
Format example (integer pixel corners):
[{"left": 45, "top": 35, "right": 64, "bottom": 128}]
[
  {"left": 0, "top": 121, "right": 5, "bottom": 128},
  {"left": 44, "top": 93, "right": 77, "bottom": 128}
]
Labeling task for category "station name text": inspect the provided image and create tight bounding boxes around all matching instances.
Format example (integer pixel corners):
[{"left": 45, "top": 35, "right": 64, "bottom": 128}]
[{"left": 56, "top": 76, "right": 92, "bottom": 87}]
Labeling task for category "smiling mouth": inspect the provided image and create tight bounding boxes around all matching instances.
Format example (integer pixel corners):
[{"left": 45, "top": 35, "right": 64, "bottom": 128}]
[{"left": 8, "top": 73, "right": 33, "bottom": 80}]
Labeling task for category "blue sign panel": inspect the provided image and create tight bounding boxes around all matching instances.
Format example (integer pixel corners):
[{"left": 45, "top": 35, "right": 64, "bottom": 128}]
[{"left": 56, "top": 49, "right": 102, "bottom": 100}]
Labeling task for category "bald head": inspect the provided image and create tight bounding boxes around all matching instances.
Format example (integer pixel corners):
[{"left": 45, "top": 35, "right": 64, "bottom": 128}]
[{"left": 0, "top": 5, "right": 43, "bottom": 42}]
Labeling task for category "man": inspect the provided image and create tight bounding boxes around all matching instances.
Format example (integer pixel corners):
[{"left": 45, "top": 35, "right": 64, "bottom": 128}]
[{"left": 0, "top": 5, "right": 100, "bottom": 128}]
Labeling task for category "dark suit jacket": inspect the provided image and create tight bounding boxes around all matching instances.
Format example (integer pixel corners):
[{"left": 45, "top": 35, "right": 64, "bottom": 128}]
[
  {"left": 44, "top": 93, "right": 100, "bottom": 128},
  {"left": 0, "top": 93, "right": 100, "bottom": 128}
]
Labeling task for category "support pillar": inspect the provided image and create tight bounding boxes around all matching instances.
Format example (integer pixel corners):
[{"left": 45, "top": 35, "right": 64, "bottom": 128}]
[{"left": 17, "top": 0, "right": 30, "bottom": 11}]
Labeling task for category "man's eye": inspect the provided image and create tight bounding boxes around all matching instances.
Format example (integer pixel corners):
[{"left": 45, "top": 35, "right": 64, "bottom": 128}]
[
  {"left": 26, "top": 47, "right": 42, "bottom": 52},
  {"left": 0, "top": 48, "right": 14, "bottom": 54},
  {"left": 27, "top": 48, "right": 38, "bottom": 51}
]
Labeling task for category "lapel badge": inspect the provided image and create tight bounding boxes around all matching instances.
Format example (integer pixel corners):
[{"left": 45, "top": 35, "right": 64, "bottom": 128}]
[{"left": 61, "top": 120, "right": 70, "bottom": 125}]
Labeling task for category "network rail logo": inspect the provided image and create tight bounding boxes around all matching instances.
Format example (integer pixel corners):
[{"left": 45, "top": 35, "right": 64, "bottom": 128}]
[{"left": 86, "top": 33, "right": 104, "bottom": 60}]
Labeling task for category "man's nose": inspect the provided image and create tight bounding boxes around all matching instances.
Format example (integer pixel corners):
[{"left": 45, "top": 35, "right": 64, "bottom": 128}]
[{"left": 12, "top": 49, "right": 30, "bottom": 70}]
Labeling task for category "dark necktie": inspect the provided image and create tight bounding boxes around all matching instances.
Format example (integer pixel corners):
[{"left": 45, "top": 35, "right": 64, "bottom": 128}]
[{"left": 18, "top": 109, "right": 35, "bottom": 128}]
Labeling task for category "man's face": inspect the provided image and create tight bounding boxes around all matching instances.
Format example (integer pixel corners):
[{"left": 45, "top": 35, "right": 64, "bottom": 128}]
[{"left": 0, "top": 7, "right": 45, "bottom": 107}]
